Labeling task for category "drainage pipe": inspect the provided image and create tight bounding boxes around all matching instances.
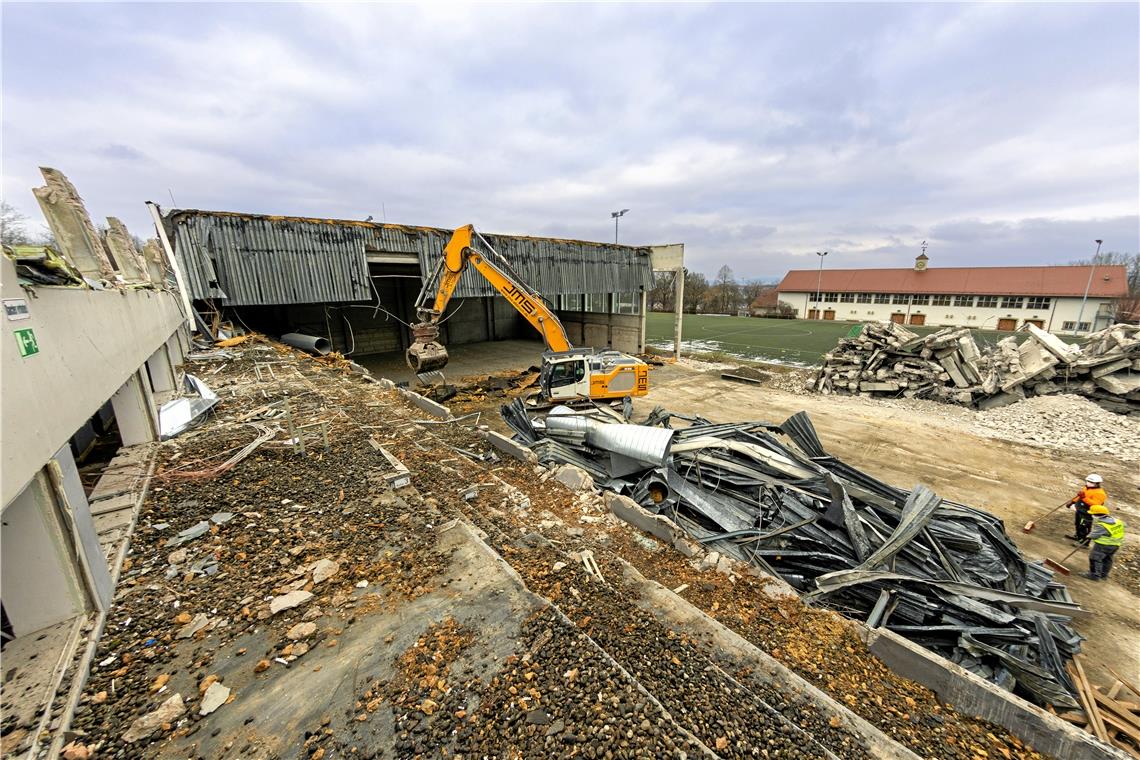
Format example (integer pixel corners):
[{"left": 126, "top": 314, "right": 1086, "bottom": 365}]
[{"left": 280, "top": 333, "right": 331, "bottom": 356}]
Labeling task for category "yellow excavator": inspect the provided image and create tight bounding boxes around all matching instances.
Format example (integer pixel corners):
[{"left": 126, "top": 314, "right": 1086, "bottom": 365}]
[{"left": 406, "top": 225, "right": 649, "bottom": 403}]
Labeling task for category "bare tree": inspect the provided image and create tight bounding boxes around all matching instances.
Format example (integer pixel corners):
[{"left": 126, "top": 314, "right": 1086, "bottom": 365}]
[
  {"left": 1069, "top": 251, "right": 1140, "bottom": 322},
  {"left": 683, "top": 270, "right": 708, "bottom": 313},
  {"left": 1, "top": 201, "right": 29, "bottom": 246},
  {"left": 714, "top": 265, "right": 739, "bottom": 314},
  {"left": 649, "top": 270, "right": 678, "bottom": 311}
]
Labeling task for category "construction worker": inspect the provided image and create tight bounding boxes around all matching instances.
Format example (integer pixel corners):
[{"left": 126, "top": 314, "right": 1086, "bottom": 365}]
[
  {"left": 1082, "top": 504, "right": 1125, "bottom": 581},
  {"left": 1065, "top": 473, "right": 1106, "bottom": 543}
]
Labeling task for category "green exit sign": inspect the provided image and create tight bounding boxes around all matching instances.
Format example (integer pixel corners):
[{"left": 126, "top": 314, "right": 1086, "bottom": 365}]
[{"left": 14, "top": 328, "right": 39, "bottom": 357}]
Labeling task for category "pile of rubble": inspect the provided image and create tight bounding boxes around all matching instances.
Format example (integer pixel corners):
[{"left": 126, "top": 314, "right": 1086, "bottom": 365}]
[
  {"left": 812, "top": 322, "right": 1140, "bottom": 415},
  {"left": 501, "top": 399, "right": 1085, "bottom": 711}
]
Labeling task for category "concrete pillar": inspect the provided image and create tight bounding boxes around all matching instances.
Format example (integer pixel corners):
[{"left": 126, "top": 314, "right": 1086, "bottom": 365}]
[
  {"left": 146, "top": 342, "right": 177, "bottom": 393},
  {"left": 0, "top": 473, "right": 87, "bottom": 636},
  {"left": 674, "top": 266, "right": 685, "bottom": 361},
  {"left": 638, "top": 290, "right": 648, "bottom": 353},
  {"left": 110, "top": 369, "right": 158, "bottom": 445}
]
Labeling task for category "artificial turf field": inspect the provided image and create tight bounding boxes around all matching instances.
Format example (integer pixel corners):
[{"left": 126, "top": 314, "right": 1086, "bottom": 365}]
[{"left": 644, "top": 312, "right": 1011, "bottom": 365}]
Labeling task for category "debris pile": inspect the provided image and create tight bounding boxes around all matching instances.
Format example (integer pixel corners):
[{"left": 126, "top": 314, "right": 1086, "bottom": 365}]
[
  {"left": 813, "top": 322, "right": 1140, "bottom": 415},
  {"left": 502, "top": 399, "right": 1085, "bottom": 711}
]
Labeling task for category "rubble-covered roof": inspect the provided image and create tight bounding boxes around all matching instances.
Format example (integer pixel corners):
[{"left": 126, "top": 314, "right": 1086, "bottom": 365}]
[
  {"left": 166, "top": 209, "right": 653, "bottom": 306},
  {"left": 778, "top": 264, "right": 1129, "bottom": 298}
]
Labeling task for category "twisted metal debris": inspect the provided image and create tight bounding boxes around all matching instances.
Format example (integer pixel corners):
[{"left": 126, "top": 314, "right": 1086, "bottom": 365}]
[{"left": 502, "top": 399, "right": 1085, "bottom": 710}]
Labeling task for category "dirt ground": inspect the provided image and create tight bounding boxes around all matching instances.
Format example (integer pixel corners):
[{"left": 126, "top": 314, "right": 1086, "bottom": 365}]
[{"left": 630, "top": 362, "right": 1140, "bottom": 689}]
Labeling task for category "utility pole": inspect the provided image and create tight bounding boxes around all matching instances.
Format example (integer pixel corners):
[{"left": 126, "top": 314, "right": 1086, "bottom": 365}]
[
  {"left": 1074, "top": 239, "right": 1103, "bottom": 335},
  {"left": 814, "top": 250, "right": 829, "bottom": 319},
  {"left": 611, "top": 208, "right": 629, "bottom": 243}
]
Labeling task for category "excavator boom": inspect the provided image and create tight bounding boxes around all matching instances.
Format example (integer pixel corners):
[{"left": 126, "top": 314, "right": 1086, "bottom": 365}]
[{"left": 407, "top": 225, "right": 571, "bottom": 373}]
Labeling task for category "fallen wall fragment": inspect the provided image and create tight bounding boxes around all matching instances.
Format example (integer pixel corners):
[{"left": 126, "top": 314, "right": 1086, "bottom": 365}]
[{"left": 813, "top": 321, "right": 1139, "bottom": 415}]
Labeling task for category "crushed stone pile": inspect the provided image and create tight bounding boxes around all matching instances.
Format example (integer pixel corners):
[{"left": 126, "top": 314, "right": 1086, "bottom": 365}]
[
  {"left": 972, "top": 394, "right": 1140, "bottom": 460},
  {"left": 813, "top": 321, "right": 1140, "bottom": 415}
]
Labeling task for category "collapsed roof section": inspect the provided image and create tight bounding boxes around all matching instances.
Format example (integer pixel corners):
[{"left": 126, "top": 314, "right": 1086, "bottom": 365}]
[{"left": 163, "top": 209, "right": 654, "bottom": 307}]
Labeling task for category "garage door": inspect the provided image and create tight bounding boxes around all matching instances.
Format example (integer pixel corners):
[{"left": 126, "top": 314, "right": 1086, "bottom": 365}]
[
  {"left": 997, "top": 318, "right": 1017, "bottom": 331},
  {"left": 908, "top": 314, "right": 926, "bottom": 326},
  {"left": 890, "top": 313, "right": 905, "bottom": 324}
]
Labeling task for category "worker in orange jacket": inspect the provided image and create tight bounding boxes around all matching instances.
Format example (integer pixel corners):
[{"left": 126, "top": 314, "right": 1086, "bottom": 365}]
[{"left": 1065, "top": 473, "right": 1106, "bottom": 543}]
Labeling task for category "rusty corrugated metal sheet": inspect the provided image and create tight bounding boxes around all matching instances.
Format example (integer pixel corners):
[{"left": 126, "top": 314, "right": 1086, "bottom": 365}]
[{"left": 167, "top": 209, "right": 652, "bottom": 306}]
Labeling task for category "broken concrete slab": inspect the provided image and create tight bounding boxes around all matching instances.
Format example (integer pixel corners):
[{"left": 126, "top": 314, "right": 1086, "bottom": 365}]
[
  {"left": 553, "top": 464, "right": 594, "bottom": 492},
  {"left": 479, "top": 429, "right": 539, "bottom": 464},
  {"left": 269, "top": 590, "right": 313, "bottom": 615},
  {"left": 122, "top": 693, "right": 184, "bottom": 742},
  {"left": 198, "top": 682, "right": 230, "bottom": 716}
]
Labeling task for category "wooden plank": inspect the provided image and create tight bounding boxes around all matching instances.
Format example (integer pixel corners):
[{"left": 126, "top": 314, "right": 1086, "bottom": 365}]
[
  {"left": 1094, "top": 690, "right": 1140, "bottom": 735},
  {"left": 1108, "top": 666, "right": 1140, "bottom": 701},
  {"left": 1070, "top": 657, "right": 1110, "bottom": 742}
]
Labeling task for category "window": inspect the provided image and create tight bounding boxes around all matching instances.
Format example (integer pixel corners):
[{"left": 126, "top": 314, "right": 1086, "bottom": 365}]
[
  {"left": 874, "top": 293, "right": 891, "bottom": 304},
  {"left": 1062, "top": 321, "right": 1075, "bottom": 330},
  {"left": 548, "top": 360, "right": 586, "bottom": 388},
  {"left": 561, "top": 294, "right": 583, "bottom": 311},
  {"left": 1001, "top": 296, "right": 1023, "bottom": 309},
  {"left": 976, "top": 296, "right": 998, "bottom": 308},
  {"left": 586, "top": 293, "right": 609, "bottom": 313},
  {"left": 932, "top": 295, "right": 951, "bottom": 306},
  {"left": 892, "top": 294, "right": 910, "bottom": 305},
  {"left": 857, "top": 293, "right": 872, "bottom": 304},
  {"left": 614, "top": 293, "right": 640, "bottom": 315},
  {"left": 954, "top": 295, "right": 974, "bottom": 307},
  {"left": 1026, "top": 296, "right": 1050, "bottom": 310},
  {"left": 822, "top": 292, "right": 839, "bottom": 303},
  {"left": 911, "top": 294, "right": 930, "bottom": 305},
  {"left": 1079, "top": 321, "right": 1090, "bottom": 331},
  {"left": 840, "top": 293, "right": 855, "bottom": 303}
]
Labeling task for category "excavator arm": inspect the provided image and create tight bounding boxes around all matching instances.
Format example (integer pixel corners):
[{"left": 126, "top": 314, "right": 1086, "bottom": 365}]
[{"left": 407, "top": 225, "right": 571, "bottom": 373}]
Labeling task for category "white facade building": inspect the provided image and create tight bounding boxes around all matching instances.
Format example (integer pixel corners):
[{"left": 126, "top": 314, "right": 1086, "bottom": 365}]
[{"left": 777, "top": 256, "right": 1127, "bottom": 334}]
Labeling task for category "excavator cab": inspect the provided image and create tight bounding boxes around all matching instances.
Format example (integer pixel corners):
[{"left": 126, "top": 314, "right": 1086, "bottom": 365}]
[{"left": 540, "top": 354, "right": 590, "bottom": 400}]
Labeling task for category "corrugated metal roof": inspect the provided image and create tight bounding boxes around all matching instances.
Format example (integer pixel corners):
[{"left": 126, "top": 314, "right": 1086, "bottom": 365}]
[
  {"left": 777, "top": 265, "right": 1129, "bottom": 298},
  {"left": 167, "top": 209, "right": 652, "bottom": 306}
]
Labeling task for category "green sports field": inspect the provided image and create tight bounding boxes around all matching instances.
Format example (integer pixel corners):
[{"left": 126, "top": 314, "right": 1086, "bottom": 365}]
[{"left": 644, "top": 313, "right": 1012, "bottom": 366}]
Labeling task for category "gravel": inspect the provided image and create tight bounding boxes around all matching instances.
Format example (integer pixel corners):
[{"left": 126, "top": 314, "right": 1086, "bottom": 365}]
[{"left": 971, "top": 394, "right": 1140, "bottom": 460}]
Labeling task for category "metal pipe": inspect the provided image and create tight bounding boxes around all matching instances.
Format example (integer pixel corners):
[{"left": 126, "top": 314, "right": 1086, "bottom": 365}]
[{"left": 280, "top": 333, "right": 331, "bottom": 356}]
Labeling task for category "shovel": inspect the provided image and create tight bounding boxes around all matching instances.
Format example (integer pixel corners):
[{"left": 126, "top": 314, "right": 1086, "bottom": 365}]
[{"left": 1023, "top": 501, "right": 1069, "bottom": 533}]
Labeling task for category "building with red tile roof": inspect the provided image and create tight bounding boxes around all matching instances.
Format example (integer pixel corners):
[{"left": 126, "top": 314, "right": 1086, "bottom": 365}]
[{"left": 776, "top": 255, "right": 1127, "bottom": 333}]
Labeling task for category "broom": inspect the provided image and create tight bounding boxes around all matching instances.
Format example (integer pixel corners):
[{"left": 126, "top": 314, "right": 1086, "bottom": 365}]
[
  {"left": 1043, "top": 543, "right": 1086, "bottom": 575},
  {"left": 1023, "top": 501, "right": 1069, "bottom": 533}
]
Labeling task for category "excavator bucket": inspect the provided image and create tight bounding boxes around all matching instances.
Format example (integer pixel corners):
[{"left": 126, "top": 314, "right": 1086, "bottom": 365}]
[{"left": 406, "top": 322, "right": 450, "bottom": 373}]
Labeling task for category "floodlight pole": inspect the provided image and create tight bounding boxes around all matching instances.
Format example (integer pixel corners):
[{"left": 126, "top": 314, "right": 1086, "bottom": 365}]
[
  {"left": 814, "top": 250, "right": 829, "bottom": 319},
  {"left": 611, "top": 208, "right": 630, "bottom": 243},
  {"left": 1074, "top": 239, "right": 1103, "bottom": 336}
]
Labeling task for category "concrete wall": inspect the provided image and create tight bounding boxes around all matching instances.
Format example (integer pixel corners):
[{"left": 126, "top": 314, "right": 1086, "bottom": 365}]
[
  {"left": 0, "top": 473, "right": 87, "bottom": 636},
  {"left": 556, "top": 311, "right": 642, "bottom": 354},
  {"left": 1, "top": 257, "right": 185, "bottom": 506},
  {"left": 779, "top": 291, "right": 1117, "bottom": 334}
]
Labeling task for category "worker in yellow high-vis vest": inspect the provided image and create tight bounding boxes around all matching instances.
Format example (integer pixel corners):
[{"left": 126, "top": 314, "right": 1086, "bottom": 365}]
[{"left": 1081, "top": 504, "right": 1125, "bottom": 581}]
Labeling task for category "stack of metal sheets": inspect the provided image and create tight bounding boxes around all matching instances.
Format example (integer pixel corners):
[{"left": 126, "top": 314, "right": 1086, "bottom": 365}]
[{"left": 501, "top": 399, "right": 1084, "bottom": 709}]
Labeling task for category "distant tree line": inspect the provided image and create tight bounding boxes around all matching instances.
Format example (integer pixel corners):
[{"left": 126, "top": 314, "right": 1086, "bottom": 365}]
[
  {"left": 0, "top": 201, "right": 57, "bottom": 248},
  {"left": 648, "top": 265, "right": 795, "bottom": 316},
  {"left": 1068, "top": 251, "right": 1140, "bottom": 323}
]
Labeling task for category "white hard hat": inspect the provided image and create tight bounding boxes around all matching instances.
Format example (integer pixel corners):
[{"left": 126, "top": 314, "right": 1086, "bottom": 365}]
[{"left": 1086, "top": 473, "right": 1103, "bottom": 484}]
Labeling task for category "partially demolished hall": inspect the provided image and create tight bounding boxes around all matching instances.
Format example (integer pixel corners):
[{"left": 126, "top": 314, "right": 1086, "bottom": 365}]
[{"left": 161, "top": 209, "right": 676, "bottom": 358}]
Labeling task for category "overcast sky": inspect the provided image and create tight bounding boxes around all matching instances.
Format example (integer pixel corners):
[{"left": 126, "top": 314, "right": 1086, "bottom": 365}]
[{"left": 2, "top": 3, "right": 1137, "bottom": 279}]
